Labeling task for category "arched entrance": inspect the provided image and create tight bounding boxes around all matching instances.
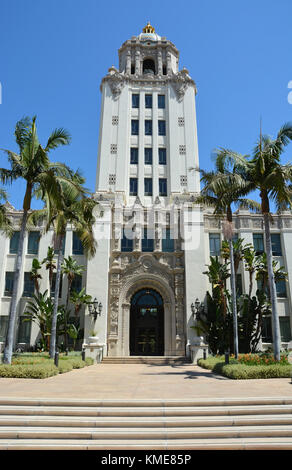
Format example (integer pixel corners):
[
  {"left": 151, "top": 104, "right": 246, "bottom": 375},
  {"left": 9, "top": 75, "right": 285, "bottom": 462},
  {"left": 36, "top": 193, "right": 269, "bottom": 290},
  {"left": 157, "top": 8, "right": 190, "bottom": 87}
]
[{"left": 130, "top": 289, "right": 164, "bottom": 356}]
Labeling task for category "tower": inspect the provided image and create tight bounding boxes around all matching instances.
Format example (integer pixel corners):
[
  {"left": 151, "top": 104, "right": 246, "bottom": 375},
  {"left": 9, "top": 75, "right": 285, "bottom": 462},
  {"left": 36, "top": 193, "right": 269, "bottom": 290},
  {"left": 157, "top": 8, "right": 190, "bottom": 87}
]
[{"left": 85, "top": 23, "right": 207, "bottom": 358}]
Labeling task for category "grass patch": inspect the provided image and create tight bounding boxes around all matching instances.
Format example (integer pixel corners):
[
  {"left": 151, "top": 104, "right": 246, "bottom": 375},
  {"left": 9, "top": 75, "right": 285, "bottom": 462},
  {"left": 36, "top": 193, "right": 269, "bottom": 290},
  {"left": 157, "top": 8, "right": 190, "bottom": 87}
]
[
  {"left": 198, "top": 355, "right": 292, "bottom": 380},
  {"left": 0, "top": 353, "right": 94, "bottom": 379}
]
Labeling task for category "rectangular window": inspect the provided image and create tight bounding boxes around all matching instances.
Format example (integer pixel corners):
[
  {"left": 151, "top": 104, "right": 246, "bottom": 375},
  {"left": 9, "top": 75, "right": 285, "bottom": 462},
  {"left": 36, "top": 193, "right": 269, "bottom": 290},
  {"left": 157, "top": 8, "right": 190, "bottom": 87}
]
[
  {"left": 142, "top": 228, "right": 154, "bottom": 252},
  {"left": 253, "top": 233, "right": 264, "bottom": 254},
  {"left": 51, "top": 273, "right": 63, "bottom": 298},
  {"left": 130, "top": 148, "right": 138, "bottom": 164},
  {"left": 10, "top": 231, "right": 20, "bottom": 254},
  {"left": 0, "top": 316, "right": 8, "bottom": 342},
  {"left": 159, "top": 178, "right": 167, "bottom": 196},
  {"left": 209, "top": 233, "right": 221, "bottom": 256},
  {"left": 71, "top": 274, "right": 82, "bottom": 293},
  {"left": 280, "top": 317, "right": 291, "bottom": 342},
  {"left": 162, "top": 228, "right": 174, "bottom": 252},
  {"left": 27, "top": 231, "right": 40, "bottom": 254},
  {"left": 276, "top": 279, "right": 287, "bottom": 298},
  {"left": 121, "top": 228, "right": 133, "bottom": 252},
  {"left": 131, "top": 119, "right": 139, "bottom": 135},
  {"left": 145, "top": 120, "right": 152, "bottom": 136},
  {"left": 132, "top": 94, "right": 139, "bottom": 108},
  {"left": 4, "top": 272, "right": 14, "bottom": 296},
  {"left": 73, "top": 232, "right": 84, "bottom": 255},
  {"left": 261, "top": 317, "right": 272, "bottom": 342},
  {"left": 158, "top": 120, "right": 166, "bottom": 136},
  {"left": 145, "top": 94, "right": 152, "bottom": 108},
  {"left": 236, "top": 273, "right": 243, "bottom": 296},
  {"left": 262, "top": 316, "right": 291, "bottom": 342},
  {"left": 144, "top": 178, "right": 153, "bottom": 196},
  {"left": 17, "top": 317, "right": 31, "bottom": 343},
  {"left": 271, "top": 234, "right": 282, "bottom": 256},
  {"left": 130, "top": 178, "right": 138, "bottom": 196},
  {"left": 23, "top": 272, "right": 34, "bottom": 297},
  {"left": 158, "top": 148, "right": 166, "bottom": 165},
  {"left": 158, "top": 95, "right": 165, "bottom": 109},
  {"left": 144, "top": 148, "right": 153, "bottom": 165}
]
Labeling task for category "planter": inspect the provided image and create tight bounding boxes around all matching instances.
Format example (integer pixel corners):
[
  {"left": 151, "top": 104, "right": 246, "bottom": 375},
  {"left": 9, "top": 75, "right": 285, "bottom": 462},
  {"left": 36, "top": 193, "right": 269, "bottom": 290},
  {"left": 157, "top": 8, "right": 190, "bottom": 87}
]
[{"left": 88, "top": 336, "right": 99, "bottom": 344}]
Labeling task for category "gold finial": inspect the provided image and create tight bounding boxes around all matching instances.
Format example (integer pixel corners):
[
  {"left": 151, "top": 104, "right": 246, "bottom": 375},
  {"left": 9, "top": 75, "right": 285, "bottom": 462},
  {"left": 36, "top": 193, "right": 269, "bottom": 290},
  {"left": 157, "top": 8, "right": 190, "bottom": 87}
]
[{"left": 142, "top": 21, "right": 155, "bottom": 34}]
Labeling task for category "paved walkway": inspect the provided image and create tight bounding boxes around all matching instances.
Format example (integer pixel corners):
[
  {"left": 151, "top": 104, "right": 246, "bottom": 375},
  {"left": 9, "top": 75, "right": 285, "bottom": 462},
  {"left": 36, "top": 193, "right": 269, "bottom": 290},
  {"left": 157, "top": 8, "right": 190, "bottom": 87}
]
[{"left": 0, "top": 363, "right": 291, "bottom": 399}]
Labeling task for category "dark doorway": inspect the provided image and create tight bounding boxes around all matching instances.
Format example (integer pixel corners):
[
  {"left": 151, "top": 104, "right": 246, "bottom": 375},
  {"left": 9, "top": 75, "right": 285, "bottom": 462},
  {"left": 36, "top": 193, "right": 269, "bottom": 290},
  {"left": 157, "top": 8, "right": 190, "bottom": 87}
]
[
  {"left": 130, "top": 289, "right": 164, "bottom": 356},
  {"left": 143, "top": 59, "right": 156, "bottom": 75}
]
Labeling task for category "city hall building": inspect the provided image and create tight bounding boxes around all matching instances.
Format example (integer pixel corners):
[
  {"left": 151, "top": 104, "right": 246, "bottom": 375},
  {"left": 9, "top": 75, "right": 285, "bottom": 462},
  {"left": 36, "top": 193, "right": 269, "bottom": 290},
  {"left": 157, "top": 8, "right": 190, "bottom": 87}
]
[{"left": 0, "top": 24, "right": 292, "bottom": 360}]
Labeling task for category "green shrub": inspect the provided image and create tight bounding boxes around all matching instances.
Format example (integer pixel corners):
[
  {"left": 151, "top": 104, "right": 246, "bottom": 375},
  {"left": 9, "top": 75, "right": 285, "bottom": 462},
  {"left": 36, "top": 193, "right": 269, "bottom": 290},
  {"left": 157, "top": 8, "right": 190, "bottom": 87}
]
[
  {"left": 85, "top": 357, "right": 94, "bottom": 366},
  {"left": 57, "top": 361, "right": 73, "bottom": 374},
  {"left": 198, "top": 356, "right": 292, "bottom": 379},
  {"left": 0, "top": 363, "right": 59, "bottom": 379}
]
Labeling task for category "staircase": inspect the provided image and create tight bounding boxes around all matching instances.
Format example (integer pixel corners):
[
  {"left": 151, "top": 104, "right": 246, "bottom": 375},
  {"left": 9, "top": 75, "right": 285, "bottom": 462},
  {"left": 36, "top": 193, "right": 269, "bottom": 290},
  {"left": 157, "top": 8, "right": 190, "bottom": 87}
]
[
  {"left": 102, "top": 356, "right": 190, "bottom": 364},
  {"left": 0, "top": 397, "right": 292, "bottom": 449}
]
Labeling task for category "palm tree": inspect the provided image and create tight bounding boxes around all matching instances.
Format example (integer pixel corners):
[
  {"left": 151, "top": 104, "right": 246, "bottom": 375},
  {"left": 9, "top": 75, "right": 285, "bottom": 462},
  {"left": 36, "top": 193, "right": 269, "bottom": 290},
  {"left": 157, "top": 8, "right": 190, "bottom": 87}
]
[
  {"left": 0, "top": 116, "right": 71, "bottom": 364},
  {"left": 30, "top": 258, "right": 42, "bottom": 294},
  {"left": 218, "top": 122, "right": 292, "bottom": 360},
  {"left": 195, "top": 157, "right": 259, "bottom": 357},
  {"left": 61, "top": 256, "right": 85, "bottom": 353},
  {"left": 31, "top": 171, "right": 97, "bottom": 358},
  {"left": 0, "top": 188, "right": 12, "bottom": 236},
  {"left": 42, "top": 246, "right": 56, "bottom": 296}
]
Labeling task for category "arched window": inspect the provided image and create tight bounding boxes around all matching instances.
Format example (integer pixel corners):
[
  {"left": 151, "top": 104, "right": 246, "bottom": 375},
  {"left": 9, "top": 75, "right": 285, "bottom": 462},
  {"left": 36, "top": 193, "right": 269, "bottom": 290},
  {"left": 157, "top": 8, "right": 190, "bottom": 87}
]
[
  {"left": 131, "top": 289, "right": 162, "bottom": 306},
  {"left": 143, "top": 59, "right": 155, "bottom": 75}
]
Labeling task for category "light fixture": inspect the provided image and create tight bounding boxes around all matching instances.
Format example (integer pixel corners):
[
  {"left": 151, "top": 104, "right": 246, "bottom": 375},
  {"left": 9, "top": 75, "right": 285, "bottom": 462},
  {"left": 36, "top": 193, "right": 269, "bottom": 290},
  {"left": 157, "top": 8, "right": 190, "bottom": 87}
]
[
  {"left": 191, "top": 298, "right": 203, "bottom": 319},
  {"left": 88, "top": 297, "right": 103, "bottom": 321}
]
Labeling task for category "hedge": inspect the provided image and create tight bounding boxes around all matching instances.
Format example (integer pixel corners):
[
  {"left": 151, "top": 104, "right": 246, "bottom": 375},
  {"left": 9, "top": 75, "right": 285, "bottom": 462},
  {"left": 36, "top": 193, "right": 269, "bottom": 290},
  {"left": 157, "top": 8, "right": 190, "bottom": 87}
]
[
  {"left": 198, "top": 357, "right": 292, "bottom": 380},
  {"left": 0, "top": 355, "right": 94, "bottom": 379}
]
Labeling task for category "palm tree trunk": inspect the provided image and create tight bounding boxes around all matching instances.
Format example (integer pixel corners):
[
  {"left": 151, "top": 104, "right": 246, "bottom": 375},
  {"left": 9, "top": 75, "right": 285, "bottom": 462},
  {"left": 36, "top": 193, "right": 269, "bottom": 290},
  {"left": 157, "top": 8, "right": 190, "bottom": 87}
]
[
  {"left": 229, "top": 239, "right": 239, "bottom": 357},
  {"left": 3, "top": 211, "right": 28, "bottom": 364},
  {"left": 49, "top": 235, "right": 64, "bottom": 359},
  {"left": 263, "top": 213, "right": 281, "bottom": 360}
]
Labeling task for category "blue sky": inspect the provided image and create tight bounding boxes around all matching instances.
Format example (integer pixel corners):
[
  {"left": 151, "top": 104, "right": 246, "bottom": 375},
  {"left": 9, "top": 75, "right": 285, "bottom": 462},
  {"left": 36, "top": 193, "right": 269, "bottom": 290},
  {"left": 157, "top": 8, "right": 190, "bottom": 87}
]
[{"left": 1, "top": 0, "right": 292, "bottom": 209}]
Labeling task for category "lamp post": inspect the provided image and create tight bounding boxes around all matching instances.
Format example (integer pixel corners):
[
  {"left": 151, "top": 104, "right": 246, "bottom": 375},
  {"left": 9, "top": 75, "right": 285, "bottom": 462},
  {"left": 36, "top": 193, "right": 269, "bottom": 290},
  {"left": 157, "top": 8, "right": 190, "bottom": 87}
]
[
  {"left": 88, "top": 298, "right": 103, "bottom": 321},
  {"left": 191, "top": 298, "right": 202, "bottom": 319}
]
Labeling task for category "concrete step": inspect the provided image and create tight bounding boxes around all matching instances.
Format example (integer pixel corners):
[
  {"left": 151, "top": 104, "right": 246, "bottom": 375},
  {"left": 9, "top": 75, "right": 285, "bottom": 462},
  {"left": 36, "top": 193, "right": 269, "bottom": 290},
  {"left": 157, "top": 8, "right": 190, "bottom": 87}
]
[
  {"left": 0, "top": 437, "right": 292, "bottom": 450},
  {"left": 0, "top": 397, "right": 291, "bottom": 449},
  {"left": 0, "top": 404, "right": 292, "bottom": 417},
  {"left": 102, "top": 356, "right": 190, "bottom": 364}
]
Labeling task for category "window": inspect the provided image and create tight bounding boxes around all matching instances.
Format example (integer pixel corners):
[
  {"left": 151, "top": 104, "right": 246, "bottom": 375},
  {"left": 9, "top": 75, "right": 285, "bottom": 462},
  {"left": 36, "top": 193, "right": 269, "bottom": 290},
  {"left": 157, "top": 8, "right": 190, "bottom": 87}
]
[
  {"left": 109, "top": 174, "right": 116, "bottom": 185},
  {"left": 179, "top": 145, "right": 186, "bottom": 155},
  {"left": 131, "top": 119, "right": 139, "bottom": 135},
  {"left": 262, "top": 316, "right": 291, "bottom": 342},
  {"left": 280, "top": 317, "right": 291, "bottom": 342},
  {"left": 162, "top": 228, "right": 174, "bottom": 252},
  {"left": 0, "top": 316, "right": 8, "bottom": 342},
  {"left": 144, "top": 148, "right": 152, "bottom": 165},
  {"left": 209, "top": 233, "right": 221, "bottom": 256},
  {"left": 236, "top": 274, "right": 243, "bottom": 296},
  {"left": 180, "top": 175, "right": 187, "bottom": 186},
  {"left": 23, "top": 272, "right": 34, "bottom": 297},
  {"left": 162, "top": 65, "right": 167, "bottom": 75},
  {"left": 51, "top": 273, "right": 63, "bottom": 298},
  {"left": 17, "top": 317, "right": 31, "bottom": 343},
  {"left": 71, "top": 274, "right": 82, "bottom": 293},
  {"left": 159, "top": 148, "right": 166, "bottom": 165},
  {"left": 159, "top": 178, "right": 167, "bottom": 196},
  {"left": 73, "top": 232, "right": 83, "bottom": 255},
  {"left": 130, "top": 148, "right": 138, "bottom": 164},
  {"left": 261, "top": 317, "right": 272, "bottom": 342},
  {"left": 142, "top": 228, "right": 154, "bottom": 252},
  {"left": 144, "top": 178, "right": 153, "bottom": 196},
  {"left": 158, "top": 120, "right": 166, "bottom": 136},
  {"left": 145, "top": 94, "right": 152, "bottom": 108},
  {"left": 121, "top": 228, "right": 133, "bottom": 252},
  {"left": 132, "top": 94, "right": 139, "bottom": 108},
  {"left": 271, "top": 234, "right": 282, "bottom": 256},
  {"left": 4, "top": 272, "right": 14, "bottom": 296},
  {"left": 158, "top": 95, "right": 165, "bottom": 109},
  {"left": 27, "top": 231, "right": 40, "bottom": 254},
  {"left": 131, "top": 64, "right": 135, "bottom": 75},
  {"left": 10, "top": 231, "right": 20, "bottom": 254},
  {"left": 145, "top": 120, "right": 152, "bottom": 136},
  {"left": 253, "top": 233, "right": 264, "bottom": 254},
  {"left": 130, "top": 178, "right": 138, "bottom": 196},
  {"left": 276, "top": 279, "right": 287, "bottom": 298}
]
